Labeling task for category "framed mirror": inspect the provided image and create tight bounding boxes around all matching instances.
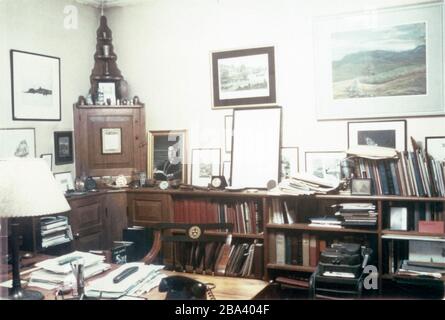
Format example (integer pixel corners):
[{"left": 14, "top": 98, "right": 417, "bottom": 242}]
[{"left": 231, "top": 107, "right": 281, "bottom": 188}]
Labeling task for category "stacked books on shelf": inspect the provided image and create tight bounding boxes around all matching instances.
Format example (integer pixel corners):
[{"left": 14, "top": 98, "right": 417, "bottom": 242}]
[
  {"left": 351, "top": 137, "right": 445, "bottom": 197},
  {"left": 40, "top": 216, "right": 73, "bottom": 248},
  {"left": 333, "top": 203, "right": 377, "bottom": 227},
  {"left": 29, "top": 251, "right": 111, "bottom": 290},
  {"left": 396, "top": 260, "right": 445, "bottom": 279},
  {"left": 308, "top": 216, "right": 343, "bottom": 229},
  {"left": 173, "top": 199, "right": 263, "bottom": 234}
]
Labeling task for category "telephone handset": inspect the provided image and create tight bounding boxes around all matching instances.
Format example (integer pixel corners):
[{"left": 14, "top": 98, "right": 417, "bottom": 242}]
[{"left": 158, "top": 275, "right": 214, "bottom": 300}]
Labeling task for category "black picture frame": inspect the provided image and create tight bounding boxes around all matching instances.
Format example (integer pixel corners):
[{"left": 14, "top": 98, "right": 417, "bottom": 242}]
[
  {"left": 212, "top": 46, "right": 276, "bottom": 108},
  {"left": 10, "top": 49, "right": 61, "bottom": 121},
  {"left": 54, "top": 131, "right": 73, "bottom": 165}
]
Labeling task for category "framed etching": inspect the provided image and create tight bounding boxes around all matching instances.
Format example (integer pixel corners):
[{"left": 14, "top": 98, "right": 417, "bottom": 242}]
[
  {"left": 54, "top": 131, "right": 73, "bottom": 165},
  {"left": 101, "top": 128, "right": 122, "bottom": 154},
  {"left": 191, "top": 148, "right": 221, "bottom": 187},
  {"left": 212, "top": 46, "right": 276, "bottom": 108},
  {"left": 54, "top": 171, "right": 74, "bottom": 194},
  {"left": 280, "top": 147, "right": 299, "bottom": 181},
  {"left": 10, "top": 50, "right": 61, "bottom": 121},
  {"left": 348, "top": 120, "right": 406, "bottom": 151},
  {"left": 305, "top": 151, "right": 346, "bottom": 183},
  {"left": 0, "top": 128, "right": 36, "bottom": 158},
  {"left": 425, "top": 136, "right": 445, "bottom": 162},
  {"left": 314, "top": 2, "right": 444, "bottom": 120},
  {"left": 148, "top": 130, "right": 187, "bottom": 183}
]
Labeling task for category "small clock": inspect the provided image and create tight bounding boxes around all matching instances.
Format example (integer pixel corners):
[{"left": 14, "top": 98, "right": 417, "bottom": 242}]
[
  {"left": 210, "top": 176, "right": 228, "bottom": 189},
  {"left": 159, "top": 180, "right": 169, "bottom": 190},
  {"left": 84, "top": 176, "right": 97, "bottom": 191}
]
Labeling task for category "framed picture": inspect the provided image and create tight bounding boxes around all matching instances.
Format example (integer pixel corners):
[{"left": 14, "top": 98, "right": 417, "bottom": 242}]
[
  {"left": 224, "top": 115, "right": 233, "bottom": 153},
  {"left": 223, "top": 161, "right": 231, "bottom": 186},
  {"left": 40, "top": 153, "right": 53, "bottom": 171},
  {"left": 425, "top": 136, "right": 445, "bottom": 162},
  {"left": 54, "top": 172, "right": 74, "bottom": 194},
  {"left": 231, "top": 107, "right": 281, "bottom": 188},
  {"left": 348, "top": 120, "right": 406, "bottom": 151},
  {"left": 212, "top": 46, "right": 276, "bottom": 108},
  {"left": 148, "top": 130, "right": 187, "bottom": 182},
  {"left": 191, "top": 148, "right": 221, "bottom": 187},
  {"left": 101, "top": 128, "right": 122, "bottom": 154},
  {"left": 10, "top": 50, "right": 61, "bottom": 121},
  {"left": 280, "top": 147, "right": 299, "bottom": 181},
  {"left": 351, "top": 178, "right": 372, "bottom": 196},
  {"left": 54, "top": 131, "right": 73, "bottom": 165},
  {"left": 97, "top": 82, "right": 116, "bottom": 105},
  {"left": 0, "top": 128, "right": 36, "bottom": 158},
  {"left": 313, "top": 2, "right": 444, "bottom": 120},
  {"left": 305, "top": 151, "right": 346, "bottom": 183}
]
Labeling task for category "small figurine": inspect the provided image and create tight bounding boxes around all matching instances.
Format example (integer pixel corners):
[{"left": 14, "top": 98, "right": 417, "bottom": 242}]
[
  {"left": 78, "top": 96, "right": 86, "bottom": 106},
  {"left": 133, "top": 96, "right": 140, "bottom": 105}
]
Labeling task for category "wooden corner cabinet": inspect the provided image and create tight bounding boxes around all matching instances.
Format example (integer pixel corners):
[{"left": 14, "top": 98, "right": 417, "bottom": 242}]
[{"left": 73, "top": 104, "right": 147, "bottom": 177}]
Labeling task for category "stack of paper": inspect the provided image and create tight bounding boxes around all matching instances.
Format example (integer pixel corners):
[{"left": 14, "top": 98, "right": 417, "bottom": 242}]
[
  {"left": 269, "top": 173, "right": 339, "bottom": 196},
  {"left": 28, "top": 251, "right": 110, "bottom": 290},
  {"left": 85, "top": 263, "right": 164, "bottom": 299}
]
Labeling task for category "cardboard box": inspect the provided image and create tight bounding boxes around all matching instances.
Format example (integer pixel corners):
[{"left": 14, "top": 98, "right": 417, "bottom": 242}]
[{"left": 418, "top": 221, "right": 445, "bottom": 234}]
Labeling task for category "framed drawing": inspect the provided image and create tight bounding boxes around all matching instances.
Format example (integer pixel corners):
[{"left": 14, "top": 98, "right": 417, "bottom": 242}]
[
  {"left": 314, "top": 2, "right": 444, "bottom": 120},
  {"left": 225, "top": 115, "right": 233, "bottom": 153},
  {"left": 305, "top": 151, "right": 346, "bottom": 183},
  {"left": 231, "top": 107, "right": 281, "bottom": 188},
  {"left": 40, "top": 153, "right": 53, "bottom": 171},
  {"left": 351, "top": 178, "right": 372, "bottom": 196},
  {"left": 101, "top": 128, "right": 122, "bottom": 154},
  {"left": 148, "top": 130, "right": 187, "bottom": 182},
  {"left": 212, "top": 46, "right": 276, "bottom": 108},
  {"left": 97, "top": 82, "right": 116, "bottom": 105},
  {"left": 425, "top": 136, "right": 445, "bottom": 162},
  {"left": 10, "top": 50, "right": 61, "bottom": 121},
  {"left": 54, "top": 172, "right": 74, "bottom": 194},
  {"left": 348, "top": 120, "right": 406, "bottom": 151},
  {"left": 0, "top": 128, "right": 36, "bottom": 158},
  {"left": 54, "top": 131, "right": 73, "bottom": 165},
  {"left": 191, "top": 148, "right": 221, "bottom": 187},
  {"left": 280, "top": 147, "right": 299, "bottom": 181},
  {"left": 223, "top": 161, "right": 231, "bottom": 186}
]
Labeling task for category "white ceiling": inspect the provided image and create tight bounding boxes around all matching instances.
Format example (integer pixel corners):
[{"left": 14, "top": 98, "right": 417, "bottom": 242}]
[{"left": 75, "top": 0, "right": 151, "bottom": 8}]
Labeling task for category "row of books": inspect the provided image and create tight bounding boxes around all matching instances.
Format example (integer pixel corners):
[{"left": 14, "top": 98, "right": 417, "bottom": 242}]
[
  {"left": 388, "top": 203, "right": 444, "bottom": 232},
  {"left": 173, "top": 199, "right": 263, "bottom": 234},
  {"left": 170, "top": 241, "right": 263, "bottom": 278},
  {"left": 40, "top": 216, "right": 73, "bottom": 249},
  {"left": 269, "top": 199, "right": 297, "bottom": 224},
  {"left": 352, "top": 138, "right": 445, "bottom": 197}
]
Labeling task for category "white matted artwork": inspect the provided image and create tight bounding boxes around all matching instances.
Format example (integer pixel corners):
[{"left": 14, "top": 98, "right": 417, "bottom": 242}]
[
  {"left": 225, "top": 115, "right": 233, "bottom": 153},
  {"left": 280, "top": 147, "right": 299, "bottom": 181},
  {"left": 101, "top": 128, "right": 122, "bottom": 154},
  {"left": 191, "top": 148, "right": 221, "bottom": 187},
  {"left": 348, "top": 120, "right": 406, "bottom": 151},
  {"left": 231, "top": 107, "right": 281, "bottom": 188},
  {"left": 425, "top": 136, "right": 445, "bottom": 162},
  {"left": 0, "top": 128, "right": 36, "bottom": 158},
  {"left": 98, "top": 82, "right": 116, "bottom": 105},
  {"left": 223, "top": 161, "right": 231, "bottom": 186},
  {"left": 313, "top": 2, "right": 444, "bottom": 119},
  {"left": 305, "top": 151, "right": 346, "bottom": 184},
  {"left": 54, "top": 172, "right": 74, "bottom": 194}
]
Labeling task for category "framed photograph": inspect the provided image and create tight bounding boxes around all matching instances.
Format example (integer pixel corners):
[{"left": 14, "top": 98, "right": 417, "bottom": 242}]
[
  {"left": 54, "top": 172, "right": 74, "bottom": 194},
  {"left": 10, "top": 50, "right": 61, "bottom": 121},
  {"left": 231, "top": 107, "right": 281, "bottom": 188},
  {"left": 191, "top": 148, "right": 221, "bottom": 187},
  {"left": 351, "top": 178, "right": 372, "bottom": 196},
  {"left": 425, "top": 136, "right": 445, "bottom": 162},
  {"left": 223, "top": 161, "right": 231, "bottom": 186},
  {"left": 313, "top": 2, "right": 444, "bottom": 120},
  {"left": 390, "top": 207, "right": 408, "bottom": 231},
  {"left": 224, "top": 115, "right": 233, "bottom": 153},
  {"left": 101, "top": 128, "right": 122, "bottom": 154},
  {"left": 148, "top": 130, "right": 187, "bottom": 182},
  {"left": 280, "top": 147, "right": 299, "bottom": 181},
  {"left": 97, "top": 82, "right": 116, "bottom": 105},
  {"left": 348, "top": 120, "right": 406, "bottom": 151},
  {"left": 212, "top": 46, "right": 276, "bottom": 108},
  {"left": 54, "top": 131, "right": 73, "bottom": 165},
  {"left": 305, "top": 151, "right": 346, "bottom": 183},
  {"left": 40, "top": 153, "right": 53, "bottom": 171},
  {"left": 0, "top": 128, "right": 36, "bottom": 158}
]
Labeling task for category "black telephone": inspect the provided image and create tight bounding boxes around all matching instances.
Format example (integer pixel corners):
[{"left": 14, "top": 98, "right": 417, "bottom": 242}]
[{"left": 159, "top": 275, "right": 210, "bottom": 300}]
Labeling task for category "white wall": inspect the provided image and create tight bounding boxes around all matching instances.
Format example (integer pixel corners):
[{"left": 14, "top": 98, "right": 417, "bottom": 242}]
[
  {"left": 105, "top": 0, "right": 445, "bottom": 180},
  {"left": 0, "top": 0, "right": 98, "bottom": 176}
]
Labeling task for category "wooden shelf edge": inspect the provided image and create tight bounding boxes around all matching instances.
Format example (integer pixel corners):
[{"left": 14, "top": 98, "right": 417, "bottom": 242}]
[
  {"left": 381, "top": 229, "right": 445, "bottom": 237},
  {"left": 266, "top": 223, "right": 378, "bottom": 234},
  {"left": 267, "top": 263, "right": 315, "bottom": 273}
]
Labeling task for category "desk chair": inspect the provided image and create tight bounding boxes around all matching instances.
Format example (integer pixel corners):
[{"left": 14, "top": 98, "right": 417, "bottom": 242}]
[{"left": 142, "top": 223, "right": 234, "bottom": 274}]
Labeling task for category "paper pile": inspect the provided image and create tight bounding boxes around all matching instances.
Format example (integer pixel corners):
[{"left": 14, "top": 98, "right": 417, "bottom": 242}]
[{"left": 268, "top": 173, "right": 340, "bottom": 196}]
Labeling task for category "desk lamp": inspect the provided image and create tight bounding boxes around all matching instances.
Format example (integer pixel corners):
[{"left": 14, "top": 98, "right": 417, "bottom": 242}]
[{"left": 0, "top": 158, "right": 70, "bottom": 300}]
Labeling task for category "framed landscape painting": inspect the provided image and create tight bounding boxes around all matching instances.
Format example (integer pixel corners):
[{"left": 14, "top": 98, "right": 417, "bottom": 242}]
[
  {"left": 212, "top": 46, "right": 276, "bottom": 108},
  {"left": 10, "top": 50, "right": 61, "bottom": 121},
  {"left": 314, "top": 2, "right": 444, "bottom": 120}
]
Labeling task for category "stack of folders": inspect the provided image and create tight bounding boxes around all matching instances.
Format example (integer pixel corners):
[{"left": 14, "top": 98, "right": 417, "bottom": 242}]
[
  {"left": 40, "top": 216, "right": 73, "bottom": 248},
  {"left": 28, "top": 251, "right": 111, "bottom": 290},
  {"left": 308, "top": 216, "right": 343, "bottom": 229},
  {"left": 333, "top": 203, "right": 377, "bottom": 227},
  {"left": 397, "top": 260, "right": 445, "bottom": 279},
  {"left": 85, "top": 263, "right": 165, "bottom": 299}
]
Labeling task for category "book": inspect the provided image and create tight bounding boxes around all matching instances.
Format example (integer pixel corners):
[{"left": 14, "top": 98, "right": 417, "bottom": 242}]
[{"left": 302, "top": 233, "right": 310, "bottom": 267}]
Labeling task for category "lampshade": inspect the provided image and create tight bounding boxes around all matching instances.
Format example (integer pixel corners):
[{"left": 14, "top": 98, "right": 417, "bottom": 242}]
[{"left": 0, "top": 158, "right": 70, "bottom": 218}]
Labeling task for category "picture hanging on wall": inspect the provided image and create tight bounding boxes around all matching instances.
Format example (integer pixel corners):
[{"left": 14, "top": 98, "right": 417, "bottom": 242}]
[
  {"left": 54, "top": 131, "right": 73, "bottom": 165},
  {"left": 212, "top": 46, "right": 276, "bottom": 108},
  {"left": 313, "top": 2, "right": 444, "bottom": 120},
  {"left": 0, "top": 128, "right": 36, "bottom": 158},
  {"left": 10, "top": 50, "right": 61, "bottom": 121}
]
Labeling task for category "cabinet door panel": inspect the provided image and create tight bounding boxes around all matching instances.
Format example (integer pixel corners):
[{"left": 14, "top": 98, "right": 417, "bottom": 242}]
[
  {"left": 128, "top": 193, "right": 173, "bottom": 227},
  {"left": 74, "top": 232, "right": 103, "bottom": 252}
]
